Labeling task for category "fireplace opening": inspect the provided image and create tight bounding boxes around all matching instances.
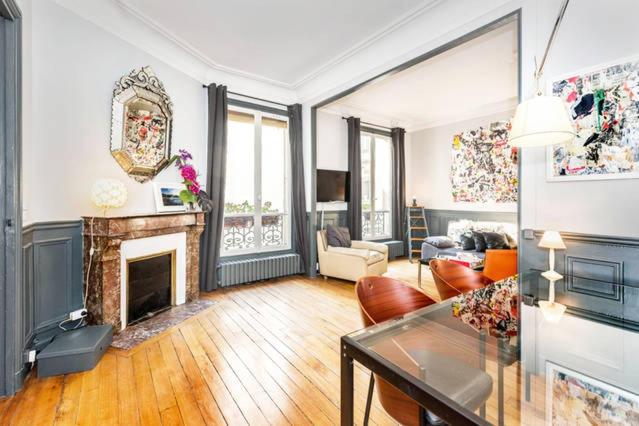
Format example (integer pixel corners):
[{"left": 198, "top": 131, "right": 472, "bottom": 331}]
[{"left": 126, "top": 251, "right": 175, "bottom": 326}]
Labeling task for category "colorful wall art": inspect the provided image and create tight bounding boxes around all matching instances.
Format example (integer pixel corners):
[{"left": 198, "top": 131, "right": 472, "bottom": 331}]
[
  {"left": 546, "top": 362, "right": 639, "bottom": 424},
  {"left": 549, "top": 56, "right": 639, "bottom": 181},
  {"left": 450, "top": 121, "right": 518, "bottom": 203}
]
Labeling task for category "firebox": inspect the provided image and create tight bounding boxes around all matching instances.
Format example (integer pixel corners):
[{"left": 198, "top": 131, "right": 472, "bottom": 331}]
[{"left": 125, "top": 250, "right": 176, "bottom": 326}]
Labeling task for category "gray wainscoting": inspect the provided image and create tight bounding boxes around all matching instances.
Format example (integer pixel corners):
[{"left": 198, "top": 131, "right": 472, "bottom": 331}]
[
  {"left": 22, "top": 221, "right": 83, "bottom": 345},
  {"left": 520, "top": 229, "right": 639, "bottom": 330},
  {"left": 424, "top": 209, "right": 517, "bottom": 236}
]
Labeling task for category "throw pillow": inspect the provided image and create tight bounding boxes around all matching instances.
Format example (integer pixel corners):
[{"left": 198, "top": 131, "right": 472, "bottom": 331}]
[
  {"left": 505, "top": 233, "right": 517, "bottom": 249},
  {"left": 424, "top": 236, "right": 455, "bottom": 249},
  {"left": 472, "top": 231, "right": 487, "bottom": 252},
  {"left": 326, "top": 225, "right": 351, "bottom": 247},
  {"left": 483, "top": 232, "right": 510, "bottom": 250},
  {"left": 460, "top": 234, "right": 476, "bottom": 251}
]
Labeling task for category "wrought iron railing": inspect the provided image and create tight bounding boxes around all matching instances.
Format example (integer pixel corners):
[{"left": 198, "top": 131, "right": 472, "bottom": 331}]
[
  {"left": 362, "top": 210, "right": 391, "bottom": 239},
  {"left": 222, "top": 213, "right": 287, "bottom": 252}
]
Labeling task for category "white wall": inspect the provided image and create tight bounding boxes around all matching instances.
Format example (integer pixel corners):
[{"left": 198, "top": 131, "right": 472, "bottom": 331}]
[
  {"left": 519, "top": 0, "right": 639, "bottom": 238},
  {"left": 316, "top": 110, "right": 349, "bottom": 212},
  {"left": 408, "top": 109, "right": 516, "bottom": 212},
  {"left": 21, "top": 0, "right": 296, "bottom": 224},
  {"left": 22, "top": 0, "right": 205, "bottom": 223}
]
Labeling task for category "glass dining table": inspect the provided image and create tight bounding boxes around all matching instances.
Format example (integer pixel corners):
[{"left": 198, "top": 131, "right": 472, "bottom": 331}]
[{"left": 340, "top": 270, "right": 639, "bottom": 425}]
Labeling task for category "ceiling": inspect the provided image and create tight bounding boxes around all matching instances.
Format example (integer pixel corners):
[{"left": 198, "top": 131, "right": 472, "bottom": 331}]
[
  {"left": 118, "top": 0, "right": 438, "bottom": 87},
  {"left": 320, "top": 20, "right": 519, "bottom": 131}
]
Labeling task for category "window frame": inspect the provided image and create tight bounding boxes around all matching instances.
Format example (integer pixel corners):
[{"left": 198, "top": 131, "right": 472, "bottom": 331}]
[
  {"left": 361, "top": 129, "right": 393, "bottom": 241},
  {"left": 221, "top": 103, "right": 291, "bottom": 257}
]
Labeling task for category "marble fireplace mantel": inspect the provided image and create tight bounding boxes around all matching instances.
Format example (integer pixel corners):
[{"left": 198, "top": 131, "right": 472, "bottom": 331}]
[{"left": 82, "top": 212, "right": 205, "bottom": 330}]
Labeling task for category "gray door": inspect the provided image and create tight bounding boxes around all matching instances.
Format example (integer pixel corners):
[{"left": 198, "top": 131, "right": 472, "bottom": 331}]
[{"left": 1, "top": 0, "right": 22, "bottom": 397}]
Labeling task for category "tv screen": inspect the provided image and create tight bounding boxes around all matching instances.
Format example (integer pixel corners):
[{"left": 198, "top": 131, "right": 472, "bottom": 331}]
[{"left": 317, "top": 169, "right": 350, "bottom": 202}]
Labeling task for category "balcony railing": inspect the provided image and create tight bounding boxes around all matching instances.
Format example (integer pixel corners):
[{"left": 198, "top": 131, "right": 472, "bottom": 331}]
[
  {"left": 222, "top": 213, "right": 287, "bottom": 252},
  {"left": 362, "top": 210, "right": 391, "bottom": 239}
]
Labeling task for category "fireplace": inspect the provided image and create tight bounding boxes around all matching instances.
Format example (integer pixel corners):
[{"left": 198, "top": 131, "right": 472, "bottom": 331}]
[
  {"left": 126, "top": 250, "right": 175, "bottom": 326},
  {"left": 82, "top": 212, "right": 205, "bottom": 330}
]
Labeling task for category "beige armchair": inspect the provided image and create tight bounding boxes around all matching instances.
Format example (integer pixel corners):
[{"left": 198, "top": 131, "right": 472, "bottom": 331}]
[{"left": 317, "top": 230, "right": 388, "bottom": 282}]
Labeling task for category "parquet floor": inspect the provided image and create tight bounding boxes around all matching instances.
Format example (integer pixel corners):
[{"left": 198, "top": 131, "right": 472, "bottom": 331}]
[{"left": 0, "top": 260, "right": 528, "bottom": 425}]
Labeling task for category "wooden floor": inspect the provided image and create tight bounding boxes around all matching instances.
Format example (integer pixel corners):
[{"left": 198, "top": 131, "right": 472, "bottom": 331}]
[{"left": 0, "top": 259, "right": 527, "bottom": 425}]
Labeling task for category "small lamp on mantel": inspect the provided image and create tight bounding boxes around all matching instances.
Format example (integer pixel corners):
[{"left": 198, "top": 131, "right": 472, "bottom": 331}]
[
  {"left": 538, "top": 230, "right": 567, "bottom": 322},
  {"left": 90, "top": 179, "right": 128, "bottom": 216}
]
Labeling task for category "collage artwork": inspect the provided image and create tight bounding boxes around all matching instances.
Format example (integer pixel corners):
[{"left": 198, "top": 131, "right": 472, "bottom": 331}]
[
  {"left": 549, "top": 57, "right": 639, "bottom": 180},
  {"left": 450, "top": 121, "right": 518, "bottom": 203}
]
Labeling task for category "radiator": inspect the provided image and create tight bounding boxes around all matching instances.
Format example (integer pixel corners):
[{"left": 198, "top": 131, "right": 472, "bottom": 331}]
[
  {"left": 384, "top": 240, "right": 405, "bottom": 259},
  {"left": 218, "top": 253, "right": 302, "bottom": 287}
]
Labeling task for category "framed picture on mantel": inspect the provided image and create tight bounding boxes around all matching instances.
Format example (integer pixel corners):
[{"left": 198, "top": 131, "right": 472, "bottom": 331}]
[{"left": 153, "top": 182, "right": 186, "bottom": 213}]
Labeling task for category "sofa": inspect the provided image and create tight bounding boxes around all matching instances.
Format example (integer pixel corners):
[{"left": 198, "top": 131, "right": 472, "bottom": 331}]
[
  {"left": 317, "top": 230, "right": 388, "bottom": 282},
  {"left": 421, "top": 220, "right": 517, "bottom": 262}
]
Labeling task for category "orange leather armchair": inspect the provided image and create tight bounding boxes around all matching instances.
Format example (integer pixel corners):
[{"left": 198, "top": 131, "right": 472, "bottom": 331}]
[{"left": 482, "top": 249, "right": 517, "bottom": 282}]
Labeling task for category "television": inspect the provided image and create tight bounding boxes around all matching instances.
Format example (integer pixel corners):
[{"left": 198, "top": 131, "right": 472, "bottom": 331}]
[{"left": 317, "top": 169, "right": 350, "bottom": 202}]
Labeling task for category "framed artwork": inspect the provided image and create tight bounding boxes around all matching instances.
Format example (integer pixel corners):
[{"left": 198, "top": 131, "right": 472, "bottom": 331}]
[
  {"left": 547, "top": 56, "right": 639, "bottom": 181},
  {"left": 110, "top": 66, "right": 173, "bottom": 183},
  {"left": 546, "top": 362, "right": 639, "bottom": 424},
  {"left": 450, "top": 120, "right": 518, "bottom": 203},
  {"left": 153, "top": 183, "right": 186, "bottom": 213}
]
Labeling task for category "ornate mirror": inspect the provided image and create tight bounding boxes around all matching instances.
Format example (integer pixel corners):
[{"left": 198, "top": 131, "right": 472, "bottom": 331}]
[{"left": 110, "top": 66, "right": 173, "bottom": 182}]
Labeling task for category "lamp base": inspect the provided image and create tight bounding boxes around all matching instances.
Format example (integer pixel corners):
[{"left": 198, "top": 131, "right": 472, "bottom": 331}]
[{"left": 538, "top": 300, "right": 566, "bottom": 323}]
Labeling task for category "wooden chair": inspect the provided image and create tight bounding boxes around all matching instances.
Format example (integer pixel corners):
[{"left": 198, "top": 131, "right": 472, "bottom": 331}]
[
  {"left": 355, "top": 276, "right": 436, "bottom": 426},
  {"left": 429, "top": 259, "right": 494, "bottom": 300}
]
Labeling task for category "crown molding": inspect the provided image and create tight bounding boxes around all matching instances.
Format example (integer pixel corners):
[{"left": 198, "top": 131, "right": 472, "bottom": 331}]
[
  {"left": 115, "top": 0, "right": 443, "bottom": 90},
  {"left": 115, "top": 0, "right": 294, "bottom": 89},
  {"left": 290, "top": 0, "right": 443, "bottom": 88}
]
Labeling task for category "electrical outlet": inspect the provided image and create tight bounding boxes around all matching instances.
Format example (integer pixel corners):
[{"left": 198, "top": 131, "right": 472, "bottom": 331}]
[{"left": 69, "top": 308, "right": 87, "bottom": 321}]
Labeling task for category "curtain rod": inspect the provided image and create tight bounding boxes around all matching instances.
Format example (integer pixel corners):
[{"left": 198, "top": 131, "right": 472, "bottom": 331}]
[
  {"left": 341, "top": 116, "right": 393, "bottom": 131},
  {"left": 201, "top": 84, "right": 289, "bottom": 108}
]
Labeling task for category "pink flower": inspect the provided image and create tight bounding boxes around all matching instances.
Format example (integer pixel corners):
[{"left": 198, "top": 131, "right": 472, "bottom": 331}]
[
  {"left": 180, "top": 165, "right": 197, "bottom": 182},
  {"left": 188, "top": 181, "right": 201, "bottom": 194}
]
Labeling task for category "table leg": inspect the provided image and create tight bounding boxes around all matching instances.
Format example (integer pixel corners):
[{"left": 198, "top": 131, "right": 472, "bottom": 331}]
[{"left": 341, "top": 343, "right": 354, "bottom": 426}]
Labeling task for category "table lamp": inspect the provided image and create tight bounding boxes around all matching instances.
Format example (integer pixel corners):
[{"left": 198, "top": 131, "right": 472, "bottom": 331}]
[
  {"left": 90, "top": 179, "right": 128, "bottom": 216},
  {"left": 538, "top": 230, "right": 567, "bottom": 322}
]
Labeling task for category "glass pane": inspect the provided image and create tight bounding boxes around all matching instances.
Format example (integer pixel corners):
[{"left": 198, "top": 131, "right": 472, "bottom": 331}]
[
  {"left": 223, "top": 112, "right": 255, "bottom": 251},
  {"left": 374, "top": 136, "right": 392, "bottom": 237},
  {"left": 261, "top": 117, "right": 288, "bottom": 249},
  {"left": 261, "top": 120, "right": 288, "bottom": 213},
  {"left": 361, "top": 134, "right": 373, "bottom": 239}
]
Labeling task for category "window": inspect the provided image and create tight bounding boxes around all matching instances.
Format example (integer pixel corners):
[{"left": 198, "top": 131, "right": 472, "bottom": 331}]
[
  {"left": 222, "top": 107, "right": 290, "bottom": 255},
  {"left": 361, "top": 131, "right": 392, "bottom": 240}
]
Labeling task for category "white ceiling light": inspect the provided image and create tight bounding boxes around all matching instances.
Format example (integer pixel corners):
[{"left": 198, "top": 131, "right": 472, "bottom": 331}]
[{"left": 509, "top": 0, "right": 575, "bottom": 148}]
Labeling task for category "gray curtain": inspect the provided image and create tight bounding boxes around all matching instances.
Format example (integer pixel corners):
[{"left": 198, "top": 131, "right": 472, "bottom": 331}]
[
  {"left": 391, "top": 127, "right": 406, "bottom": 243},
  {"left": 347, "top": 117, "right": 362, "bottom": 240},
  {"left": 287, "top": 104, "right": 309, "bottom": 273},
  {"left": 200, "top": 84, "right": 228, "bottom": 291}
]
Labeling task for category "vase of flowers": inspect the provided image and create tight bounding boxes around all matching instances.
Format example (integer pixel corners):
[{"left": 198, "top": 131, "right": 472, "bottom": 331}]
[{"left": 168, "top": 149, "right": 213, "bottom": 212}]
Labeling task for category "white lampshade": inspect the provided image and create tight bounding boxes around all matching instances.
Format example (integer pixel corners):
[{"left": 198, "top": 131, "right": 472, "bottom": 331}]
[
  {"left": 538, "top": 300, "right": 566, "bottom": 323},
  {"left": 91, "top": 179, "right": 127, "bottom": 215},
  {"left": 509, "top": 95, "right": 575, "bottom": 147},
  {"left": 538, "top": 230, "right": 566, "bottom": 250}
]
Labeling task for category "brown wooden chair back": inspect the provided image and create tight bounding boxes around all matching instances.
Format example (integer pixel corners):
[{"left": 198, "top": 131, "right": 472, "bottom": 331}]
[
  {"left": 355, "top": 276, "right": 436, "bottom": 426},
  {"left": 429, "top": 259, "right": 494, "bottom": 300}
]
